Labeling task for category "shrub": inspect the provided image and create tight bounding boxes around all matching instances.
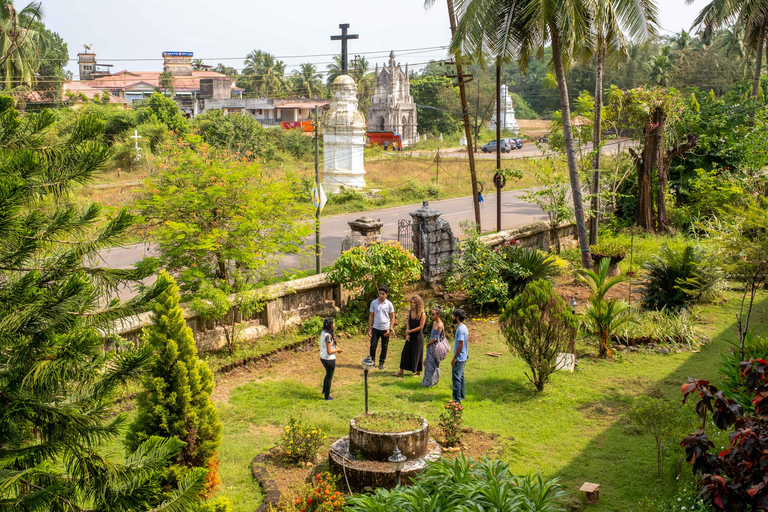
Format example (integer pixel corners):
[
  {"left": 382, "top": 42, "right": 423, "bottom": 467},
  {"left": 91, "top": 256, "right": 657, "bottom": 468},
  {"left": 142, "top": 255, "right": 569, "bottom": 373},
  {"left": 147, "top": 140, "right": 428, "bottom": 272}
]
[
  {"left": 498, "top": 245, "right": 561, "bottom": 298},
  {"left": 281, "top": 417, "right": 326, "bottom": 466},
  {"left": 641, "top": 245, "right": 722, "bottom": 310},
  {"left": 299, "top": 316, "right": 324, "bottom": 336},
  {"left": 499, "top": 280, "right": 577, "bottom": 391},
  {"left": 333, "top": 298, "right": 368, "bottom": 334},
  {"left": 719, "top": 331, "right": 768, "bottom": 413},
  {"left": 293, "top": 472, "right": 345, "bottom": 512},
  {"left": 447, "top": 225, "right": 510, "bottom": 311},
  {"left": 615, "top": 308, "right": 704, "bottom": 349},
  {"left": 326, "top": 186, "right": 367, "bottom": 212},
  {"left": 589, "top": 242, "right": 627, "bottom": 257},
  {"left": 346, "top": 454, "right": 568, "bottom": 511},
  {"left": 438, "top": 401, "right": 464, "bottom": 447},
  {"left": 325, "top": 241, "right": 422, "bottom": 305},
  {"left": 629, "top": 398, "right": 693, "bottom": 477},
  {"left": 197, "top": 497, "right": 232, "bottom": 512}
]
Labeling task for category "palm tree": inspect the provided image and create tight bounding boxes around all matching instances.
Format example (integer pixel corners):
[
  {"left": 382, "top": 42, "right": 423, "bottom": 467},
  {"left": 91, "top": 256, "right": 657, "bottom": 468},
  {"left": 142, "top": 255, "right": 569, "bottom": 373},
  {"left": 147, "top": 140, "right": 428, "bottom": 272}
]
[
  {"left": 440, "top": 0, "right": 596, "bottom": 268},
  {"left": 648, "top": 52, "right": 672, "bottom": 85},
  {"left": 686, "top": 0, "right": 768, "bottom": 97},
  {"left": 589, "top": 0, "right": 659, "bottom": 244},
  {"left": 0, "top": 0, "right": 45, "bottom": 90},
  {"left": 326, "top": 55, "right": 343, "bottom": 87},
  {"left": 290, "top": 62, "right": 324, "bottom": 98},
  {"left": 242, "top": 49, "right": 286, "bottom": 97}
]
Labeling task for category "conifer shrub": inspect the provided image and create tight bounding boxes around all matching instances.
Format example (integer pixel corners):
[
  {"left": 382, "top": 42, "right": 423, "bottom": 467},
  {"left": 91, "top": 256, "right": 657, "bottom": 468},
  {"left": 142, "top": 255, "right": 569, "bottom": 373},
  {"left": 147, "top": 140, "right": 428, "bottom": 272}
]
[
  {"left": 127, "top": 271, "right": 223, "bottom": 495},
  {"left": 499, "top": 279, "right": 577, "bottom": 391}
]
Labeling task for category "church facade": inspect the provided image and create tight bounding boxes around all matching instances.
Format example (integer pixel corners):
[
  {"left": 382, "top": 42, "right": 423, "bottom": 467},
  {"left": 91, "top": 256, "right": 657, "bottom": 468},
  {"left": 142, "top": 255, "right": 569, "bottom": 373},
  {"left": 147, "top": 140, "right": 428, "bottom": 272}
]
[{"left": 367, "top": 51, "right": 418, "bottom": 146}]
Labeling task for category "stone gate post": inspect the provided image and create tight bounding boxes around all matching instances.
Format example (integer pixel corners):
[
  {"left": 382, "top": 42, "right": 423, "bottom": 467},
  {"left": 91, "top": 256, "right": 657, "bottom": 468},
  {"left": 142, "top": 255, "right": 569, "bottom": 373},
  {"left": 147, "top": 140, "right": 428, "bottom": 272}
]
[{"left": 409, "top": 201, "right": 456, "bottom": 283}]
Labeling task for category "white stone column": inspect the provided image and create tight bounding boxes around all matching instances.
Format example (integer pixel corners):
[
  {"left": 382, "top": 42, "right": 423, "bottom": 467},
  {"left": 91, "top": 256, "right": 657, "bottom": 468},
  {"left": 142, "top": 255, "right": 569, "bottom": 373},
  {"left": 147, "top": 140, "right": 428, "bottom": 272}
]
[{"left": 323, "top": 75, "right": 367, "bottom": 193}]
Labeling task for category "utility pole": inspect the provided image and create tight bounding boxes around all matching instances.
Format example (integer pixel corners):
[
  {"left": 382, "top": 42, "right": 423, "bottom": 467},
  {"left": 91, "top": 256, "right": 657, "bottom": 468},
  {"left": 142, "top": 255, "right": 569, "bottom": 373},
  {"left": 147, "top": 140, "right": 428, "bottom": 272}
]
[
  {"left": 445, "top": 0, "right": 481, "bottom": 231},
  {"left": 495, "top": 62, "right": 502, "bottom": 232},
  {"left": 314, "top": 105, "right": 321, "bottom": 274}
]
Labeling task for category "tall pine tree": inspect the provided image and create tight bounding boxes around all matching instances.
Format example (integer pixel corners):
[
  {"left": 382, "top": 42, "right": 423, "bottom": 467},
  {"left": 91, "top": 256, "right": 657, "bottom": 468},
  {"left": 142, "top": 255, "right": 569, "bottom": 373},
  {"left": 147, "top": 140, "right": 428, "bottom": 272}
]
[
  {"left": 0, "top": 96, "right": 207, "bottom": 511},
  {"left": 127, "top": 271, "right": 223, "bottom": 494}
]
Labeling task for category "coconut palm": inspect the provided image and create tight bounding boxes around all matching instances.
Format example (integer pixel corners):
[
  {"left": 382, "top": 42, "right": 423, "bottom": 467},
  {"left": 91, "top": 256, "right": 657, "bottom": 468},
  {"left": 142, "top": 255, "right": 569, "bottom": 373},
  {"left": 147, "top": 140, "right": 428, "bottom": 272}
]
[
  {"left": 0, "top": 0, "right": 45, "bottom": 89},
  {"left": 434, "top": 0, "right": 595, "bottom": 268},
  {"left": 685, "top": 0, "right": 768, "bottom": 97},
  {"left": 648, "top": 52, "right": 673, "bottom": 85},
  {"left": 242, "top": 49, "right": 286, "bottom": 97},
  {"left": 290, "top": 62, "right": 324, "bottom": 98},
  {"left": 325, "top": 55, "right": 343, "bottom": 87},
  {"left": 589, "top": 0, "right": 659, "bottom": 244}
]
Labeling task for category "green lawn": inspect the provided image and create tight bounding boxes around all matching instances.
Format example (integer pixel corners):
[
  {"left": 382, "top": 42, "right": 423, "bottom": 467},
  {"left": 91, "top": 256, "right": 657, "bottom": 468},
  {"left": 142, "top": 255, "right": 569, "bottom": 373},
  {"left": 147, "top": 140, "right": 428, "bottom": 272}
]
[{"left": 206, "top": 289, "right": 766, "bottom": 511}]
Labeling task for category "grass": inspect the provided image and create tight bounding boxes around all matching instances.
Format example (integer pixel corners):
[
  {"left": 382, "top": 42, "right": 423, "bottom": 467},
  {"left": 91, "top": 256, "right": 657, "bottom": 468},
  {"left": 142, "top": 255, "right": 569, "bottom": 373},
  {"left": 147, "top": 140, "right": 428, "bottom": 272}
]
[
  {"left": 355, "top": 411, "right": 423, "bottom": 433},
  {"left": 192, "top": 286, "right": 764, "bottom": 511}
]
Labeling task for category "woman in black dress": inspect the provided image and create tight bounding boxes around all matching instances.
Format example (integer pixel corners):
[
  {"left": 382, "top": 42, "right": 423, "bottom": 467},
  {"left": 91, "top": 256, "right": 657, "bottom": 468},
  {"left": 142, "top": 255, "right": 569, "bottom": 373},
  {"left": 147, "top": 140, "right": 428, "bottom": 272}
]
[{"left": 394, "top": 295, "right": 426, "bottom": 377}]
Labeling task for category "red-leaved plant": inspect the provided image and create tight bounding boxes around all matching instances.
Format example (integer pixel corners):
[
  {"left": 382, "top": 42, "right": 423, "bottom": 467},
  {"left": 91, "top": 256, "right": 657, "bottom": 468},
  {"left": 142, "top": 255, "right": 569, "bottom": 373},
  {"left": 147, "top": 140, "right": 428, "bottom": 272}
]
[{"left": 680, "top": 358, "right": 768, "bottom": 510}]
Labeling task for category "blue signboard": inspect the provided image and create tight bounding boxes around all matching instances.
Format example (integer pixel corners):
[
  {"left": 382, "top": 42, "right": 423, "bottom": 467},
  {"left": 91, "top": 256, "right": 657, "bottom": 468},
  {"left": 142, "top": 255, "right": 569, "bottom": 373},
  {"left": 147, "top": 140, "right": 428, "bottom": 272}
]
[{"left": 163, "top": 52, "right": 193, "bottom": 57}]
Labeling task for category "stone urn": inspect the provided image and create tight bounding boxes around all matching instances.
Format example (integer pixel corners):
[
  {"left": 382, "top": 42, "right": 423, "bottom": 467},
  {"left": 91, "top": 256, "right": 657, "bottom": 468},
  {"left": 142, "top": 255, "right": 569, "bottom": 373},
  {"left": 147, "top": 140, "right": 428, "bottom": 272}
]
[{"left": 591, "top": 253, "right": 626, "bottom": 277}]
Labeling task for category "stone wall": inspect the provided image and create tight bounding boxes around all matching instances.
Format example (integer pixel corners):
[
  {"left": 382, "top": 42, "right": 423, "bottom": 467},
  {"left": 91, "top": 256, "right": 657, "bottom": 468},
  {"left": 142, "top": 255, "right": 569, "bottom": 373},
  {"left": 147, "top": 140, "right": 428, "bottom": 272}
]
[
  {"left": 479, "top": 221, "right": 577, "bottom": 251},
  {"left": 111, "top": 273, "right": 348, "bottom": 353}
]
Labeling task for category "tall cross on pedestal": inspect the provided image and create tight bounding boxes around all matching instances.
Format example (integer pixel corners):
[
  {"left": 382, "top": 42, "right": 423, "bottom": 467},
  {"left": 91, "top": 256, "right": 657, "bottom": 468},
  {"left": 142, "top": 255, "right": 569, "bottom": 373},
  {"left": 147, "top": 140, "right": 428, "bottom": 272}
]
[{"left": 330, "top": 23, "right": 358, "bottom": 75}]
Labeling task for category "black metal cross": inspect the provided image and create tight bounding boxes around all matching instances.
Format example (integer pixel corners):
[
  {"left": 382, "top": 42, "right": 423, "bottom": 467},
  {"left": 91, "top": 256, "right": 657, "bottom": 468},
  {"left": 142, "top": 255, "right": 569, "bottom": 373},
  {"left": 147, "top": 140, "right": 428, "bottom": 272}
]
[{"left": 330, "top": 23, "right": 358, "bottom": 75}]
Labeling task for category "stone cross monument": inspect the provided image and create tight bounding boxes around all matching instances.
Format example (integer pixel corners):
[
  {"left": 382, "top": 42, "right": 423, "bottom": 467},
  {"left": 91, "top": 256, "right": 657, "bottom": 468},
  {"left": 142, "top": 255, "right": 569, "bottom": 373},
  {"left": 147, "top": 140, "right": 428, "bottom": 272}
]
[
  {"left": 322, "top": 75, "right": 367, "bottom": 193},
  {"left": 489, "top": 84, "right": 519, "bottom": 134}
]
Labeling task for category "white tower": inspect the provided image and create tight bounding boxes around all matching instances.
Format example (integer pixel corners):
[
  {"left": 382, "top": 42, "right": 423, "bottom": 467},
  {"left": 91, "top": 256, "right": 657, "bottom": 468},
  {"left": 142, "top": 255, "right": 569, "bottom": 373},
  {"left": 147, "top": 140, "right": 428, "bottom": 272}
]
[
  {"left": 323, "top": 75, "right": 367, "bottom": 193},
  {"left": 489, "top": 84, "right": 520, "bottom": 134}
]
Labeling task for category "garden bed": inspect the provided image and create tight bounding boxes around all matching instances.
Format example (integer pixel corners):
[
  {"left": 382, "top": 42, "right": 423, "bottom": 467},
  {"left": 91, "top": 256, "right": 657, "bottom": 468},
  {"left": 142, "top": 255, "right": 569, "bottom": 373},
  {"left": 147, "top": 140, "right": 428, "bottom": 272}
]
[{"left": 354, "top": 411, "right": 423, "bottom": 433}]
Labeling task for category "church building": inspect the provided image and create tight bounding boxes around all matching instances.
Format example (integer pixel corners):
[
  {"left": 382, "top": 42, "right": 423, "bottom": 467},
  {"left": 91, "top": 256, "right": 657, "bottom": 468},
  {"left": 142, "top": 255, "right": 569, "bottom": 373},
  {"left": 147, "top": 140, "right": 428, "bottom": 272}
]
[{"left": 367, "top": 51, "right": 418, "bottom": 146}]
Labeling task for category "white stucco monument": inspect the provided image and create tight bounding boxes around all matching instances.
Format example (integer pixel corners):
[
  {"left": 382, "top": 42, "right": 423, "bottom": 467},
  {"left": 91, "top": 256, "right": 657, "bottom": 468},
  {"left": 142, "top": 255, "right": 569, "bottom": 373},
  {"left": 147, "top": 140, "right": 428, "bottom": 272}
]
[
  {"left": 489, "top": 84, "right": 520, "bottom": 134},
  {"left": 323, "top": 74, "right": 367, "bottom": 193}
]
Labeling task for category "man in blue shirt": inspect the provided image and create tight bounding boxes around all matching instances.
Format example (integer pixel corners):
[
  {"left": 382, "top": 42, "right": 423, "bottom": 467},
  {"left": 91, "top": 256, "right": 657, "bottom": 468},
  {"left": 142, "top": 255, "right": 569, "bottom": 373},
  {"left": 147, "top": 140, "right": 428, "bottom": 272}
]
[{"left": 451, "top": 308, "right": 468, "bottom": 403}]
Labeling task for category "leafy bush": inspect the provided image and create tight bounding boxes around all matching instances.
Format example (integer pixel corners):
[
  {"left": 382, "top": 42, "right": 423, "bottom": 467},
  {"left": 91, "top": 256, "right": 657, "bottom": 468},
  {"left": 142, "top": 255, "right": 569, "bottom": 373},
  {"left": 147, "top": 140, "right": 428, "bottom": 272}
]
[
  {"left": 299, "top": 316, "right": 324, "bottom": 336},
  {"left": 448, "top": 231, "right": 510, "bottom": 311},
  {"left": 281, "top": 417, "right": 326, "bottom": 466},
  {"left": 325, "top": 241, "right": 422, "bottom": 305},
  {"left": 719, "top": 331, "right": 768, "bottom": 413},
  {"left": 498, "top": 245, "right": 561, "bottom": 298},
  {"left": 197, "top": 497, "right": 231, "bottom": 512},
  {"left": 640, "top": 245, "right": 722, "bottom": 310},
  {"left": 500, "top": 280, "right": 577, "bottom": 391},
  {"left": 346, "top": 454, "right": 568, "bottom": 511},
  {"left": 281, "top": 127, "right": 314, "bottom": 159},
  {"left": 135, "top": 92, "right": 189, "bottom": 134},
  {"left": 438, "top": 401, "right": 464, "bottom": 447},
  {"left": 333, "top": 298, "right": 368, "bottom": 333},
  {"left": 629, "top": 398, "right": 694, "bottom": 477},
  {"left": 326, "top": 186, "right": 367, "bottom": 212},
  {"left": 615, "top": 308, "right": 705, "bottom": 349}
]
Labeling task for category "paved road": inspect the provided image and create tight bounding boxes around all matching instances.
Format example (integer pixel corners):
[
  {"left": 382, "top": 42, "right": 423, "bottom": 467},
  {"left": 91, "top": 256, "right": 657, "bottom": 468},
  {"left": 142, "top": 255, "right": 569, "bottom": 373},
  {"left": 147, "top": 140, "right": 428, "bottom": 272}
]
[
  {"left": 409, "top": 137, "right": 635, "bottom": 159},
  {"left": 97, "top": 188, "right": 547, "bottom": 299}
]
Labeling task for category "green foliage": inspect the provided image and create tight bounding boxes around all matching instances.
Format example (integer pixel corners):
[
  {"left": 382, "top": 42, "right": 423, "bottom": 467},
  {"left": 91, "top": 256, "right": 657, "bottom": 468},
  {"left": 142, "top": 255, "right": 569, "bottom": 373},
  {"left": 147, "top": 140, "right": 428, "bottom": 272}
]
[
  {"left": 509, "top": 92, "right": 538, "bottom": 119},
  {"left": 136, "top": 92, "right": 189, "bottom": 134},
  {"left": 127, "top": 272, "right": 222, "bottom": 495},
  {"left": 197, "top": 497, "right": 232, "bottom": 512},
  {"left": 346, "top": 454, "right": 568, "bottom": 511},
  {"left": 447, "top": 227, "right": 509, "bottom": 311},
  {"left": 580, "top": 259, "right": 636, "bottom": 357},
  {"left": 616, "top": 308, "right": 705, "bottom": 349},
  {"left": 629, "top": 398, "right": 694, "bottom": 477},
  {"left": 299, "top": 316, "right": 324, "bottom": 335},
  {"left": 589, "top": 243, "right": 626, "bottom": 257},
  {"left": 280, "top": 417, "right": 326, "bottom": 466},
  {"left": 192, "top": 109, "right": 284, "bottom": 161},
  {"left": 438, "top": 401, "right": 465, "bottom": 447},
  {"left": 325, "top": 241, "right": 422, "bottom": 305},
  {"left": 292, "top": 472, "right": 345, "bottom": 512},
  {"left": 0, "top": 96, "right": 206, "bottom": 511},
  {"left": 333, "top": 298, "right": 369, "bottom": 334},
  {"left": 499, "top": 244, "right": 561, "bottom": 298},
  {"left": 192, "top": 283, "right": 267, "bottom": 354},
  {"left": 640, "top": 245, "right": 721, "bottom": 311},
  {"left": 326, "top": 186, "right": 367, "bottom": 212},
  {"left": 719, "top": 331, "right": 768, "bottom": 413},
  {"left": 500, "top": 280, "right": 577, "bottom": 391},
  {"left": 521, "top": 164, "right": 573, "bottom": 253},
  {"left": 141, "top": 141, "right": 312, "bottom": 293},
  {"left": 409, "top": 74, "right": 460, "bottom": 134}
]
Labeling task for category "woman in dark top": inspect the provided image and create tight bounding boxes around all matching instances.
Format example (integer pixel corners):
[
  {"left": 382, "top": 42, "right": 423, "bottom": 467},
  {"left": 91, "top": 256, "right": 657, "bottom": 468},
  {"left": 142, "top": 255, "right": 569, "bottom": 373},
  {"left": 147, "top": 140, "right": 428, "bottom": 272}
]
[{"left": 394, "top": 295, "right": 426, "bottom": 377}]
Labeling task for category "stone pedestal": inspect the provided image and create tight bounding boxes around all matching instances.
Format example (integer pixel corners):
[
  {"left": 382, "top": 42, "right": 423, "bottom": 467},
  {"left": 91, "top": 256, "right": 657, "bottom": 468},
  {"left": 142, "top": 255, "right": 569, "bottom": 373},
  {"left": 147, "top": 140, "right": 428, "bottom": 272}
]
[
  {"left": 410, "top": 201, "right": 456, "bottom": 283},
  {"left": 323, "top": 75, "right": 367, "bottom": 193},
  {"left": 341, "top": 216, "right": 383, "bottom": 252}
]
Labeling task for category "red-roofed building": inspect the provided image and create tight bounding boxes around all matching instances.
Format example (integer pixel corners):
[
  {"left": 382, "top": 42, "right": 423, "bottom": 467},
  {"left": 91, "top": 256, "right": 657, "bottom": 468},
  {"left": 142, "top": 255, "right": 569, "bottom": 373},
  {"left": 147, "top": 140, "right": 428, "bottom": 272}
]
[{"left": 24, "top": 81, "right": 131, "bottom": 109}]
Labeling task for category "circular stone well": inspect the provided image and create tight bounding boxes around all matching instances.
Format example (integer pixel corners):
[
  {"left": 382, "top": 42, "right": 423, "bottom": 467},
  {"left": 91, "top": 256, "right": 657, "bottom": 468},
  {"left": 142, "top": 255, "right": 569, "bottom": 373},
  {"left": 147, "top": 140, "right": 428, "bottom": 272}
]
[{"left": 349, "top": 413, "right": 428, "bottom": 462}]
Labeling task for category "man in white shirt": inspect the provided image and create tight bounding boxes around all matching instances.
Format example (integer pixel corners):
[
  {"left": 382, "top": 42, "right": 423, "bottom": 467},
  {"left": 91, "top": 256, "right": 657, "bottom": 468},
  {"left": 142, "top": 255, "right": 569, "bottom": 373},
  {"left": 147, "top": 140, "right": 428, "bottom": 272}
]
[{"left": 368, "top": 285, "right": 395, "bottom": 370}]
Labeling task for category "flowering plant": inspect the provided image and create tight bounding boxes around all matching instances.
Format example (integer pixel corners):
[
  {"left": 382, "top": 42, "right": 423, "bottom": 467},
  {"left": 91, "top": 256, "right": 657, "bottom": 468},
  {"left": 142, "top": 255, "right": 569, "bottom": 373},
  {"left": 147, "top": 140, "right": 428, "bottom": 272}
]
[
  {"left": 439, "top": 400, "right": 465, "bottom": 447},
  {"left": 281, "top": 417, "right": 326, "bottom": 466},
  {"left": 293, "top": 472, "right": 345, "bottom": 512}
]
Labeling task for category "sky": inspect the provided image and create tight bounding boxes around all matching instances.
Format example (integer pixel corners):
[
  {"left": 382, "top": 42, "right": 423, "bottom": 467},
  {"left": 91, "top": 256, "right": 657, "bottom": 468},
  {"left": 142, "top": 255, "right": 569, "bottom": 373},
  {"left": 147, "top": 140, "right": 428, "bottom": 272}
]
[{"left": 41, "top": 0, "right": 703, "bottom": 79}]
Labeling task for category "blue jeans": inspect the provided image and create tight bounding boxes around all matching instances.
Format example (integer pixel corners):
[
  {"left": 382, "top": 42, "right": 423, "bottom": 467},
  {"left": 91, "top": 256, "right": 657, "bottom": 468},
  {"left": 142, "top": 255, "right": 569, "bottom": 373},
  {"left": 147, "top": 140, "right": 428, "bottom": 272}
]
[{"left": 452, "top": 360, "right": 466, "bottom": 402}]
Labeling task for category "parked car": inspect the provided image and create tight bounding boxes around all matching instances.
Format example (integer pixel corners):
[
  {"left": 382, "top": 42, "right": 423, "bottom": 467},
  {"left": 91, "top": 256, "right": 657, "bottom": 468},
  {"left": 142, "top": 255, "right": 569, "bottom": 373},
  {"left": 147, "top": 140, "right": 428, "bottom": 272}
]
[
  {"left": 503, "top": 137, "right": 517, "bottom": 150},
  {"left": 480, "top": 139, "right": 510, "bottom": 153}
]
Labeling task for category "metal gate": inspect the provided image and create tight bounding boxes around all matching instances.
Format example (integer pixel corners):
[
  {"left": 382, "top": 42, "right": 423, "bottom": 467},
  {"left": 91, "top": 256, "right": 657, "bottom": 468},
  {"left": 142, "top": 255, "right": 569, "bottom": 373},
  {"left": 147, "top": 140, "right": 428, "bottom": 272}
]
[{"left": 397, "top": 219, "right": 413, "bottom": 254}]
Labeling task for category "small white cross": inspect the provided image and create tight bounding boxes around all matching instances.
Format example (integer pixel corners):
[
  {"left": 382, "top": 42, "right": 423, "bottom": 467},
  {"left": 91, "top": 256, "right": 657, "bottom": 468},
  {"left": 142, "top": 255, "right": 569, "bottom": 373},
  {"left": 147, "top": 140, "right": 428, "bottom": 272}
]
[{"left": 130, "top": 130, "right": 143, "bottom": 161}]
